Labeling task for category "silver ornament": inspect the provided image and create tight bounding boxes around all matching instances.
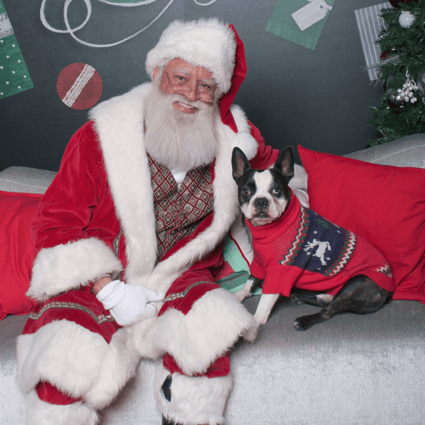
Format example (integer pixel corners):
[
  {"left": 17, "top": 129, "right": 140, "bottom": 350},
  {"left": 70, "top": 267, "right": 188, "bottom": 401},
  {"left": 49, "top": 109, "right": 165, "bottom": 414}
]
[
  {"left": 386, "top": 89, "right": 406, "bottom": 108},
  {"left": 399, "top": 11, "right": 415, "bottom": 28}
]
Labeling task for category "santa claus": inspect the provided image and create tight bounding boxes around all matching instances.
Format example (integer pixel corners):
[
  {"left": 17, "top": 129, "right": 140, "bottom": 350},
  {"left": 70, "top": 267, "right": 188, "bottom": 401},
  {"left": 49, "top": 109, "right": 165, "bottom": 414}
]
[{"left": 17, "top": 19, "right": 307, "bottom": 425}]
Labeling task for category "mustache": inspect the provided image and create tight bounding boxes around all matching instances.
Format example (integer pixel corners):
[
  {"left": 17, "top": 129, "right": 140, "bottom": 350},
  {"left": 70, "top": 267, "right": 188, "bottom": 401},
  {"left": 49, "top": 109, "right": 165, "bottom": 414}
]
[{"left": 163, "top": 93, "right": 214, "bottom": 111}]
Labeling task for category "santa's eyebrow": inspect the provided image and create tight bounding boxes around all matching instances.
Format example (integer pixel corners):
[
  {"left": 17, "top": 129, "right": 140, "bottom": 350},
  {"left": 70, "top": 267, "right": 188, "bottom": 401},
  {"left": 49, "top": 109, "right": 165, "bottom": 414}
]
[
  {"left": 170, "top": 68, "right": 216, "bottom": 86},
  {"left": 199, "top": 78, "right": 216, "bottom": 86},
  {"left": 170, "top": 68, "right": 192, "bottom": 76}
]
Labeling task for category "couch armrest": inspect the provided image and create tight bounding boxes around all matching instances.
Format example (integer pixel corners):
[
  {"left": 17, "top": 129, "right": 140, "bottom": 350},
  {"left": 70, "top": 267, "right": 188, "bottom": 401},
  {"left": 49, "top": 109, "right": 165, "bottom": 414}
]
[
  {"left": 0, "top": 166, "right": 57, "bottom": 194},
  {"left": 346, "top": 134, "right": 425, "bottom": 169}
]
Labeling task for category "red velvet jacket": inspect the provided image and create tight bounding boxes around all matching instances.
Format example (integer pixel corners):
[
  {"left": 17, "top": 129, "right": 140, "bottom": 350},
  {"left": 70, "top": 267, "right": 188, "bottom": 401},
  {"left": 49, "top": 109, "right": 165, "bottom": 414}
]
[{"left": 27, "top": 83, "right": 278, "bottom": 302}]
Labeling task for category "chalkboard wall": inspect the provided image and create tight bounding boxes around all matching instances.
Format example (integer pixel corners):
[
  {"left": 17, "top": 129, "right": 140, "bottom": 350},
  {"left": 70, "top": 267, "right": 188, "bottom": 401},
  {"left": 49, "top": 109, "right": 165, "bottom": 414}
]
[{"left": 0, "top": 0, "right": 384, "bottom": 172}]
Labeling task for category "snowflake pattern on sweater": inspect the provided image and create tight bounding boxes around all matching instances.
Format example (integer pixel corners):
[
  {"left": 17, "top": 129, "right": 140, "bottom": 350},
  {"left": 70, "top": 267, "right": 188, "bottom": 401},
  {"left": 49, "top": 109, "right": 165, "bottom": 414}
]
[{"left": 280, "top": 206, "right": 357, "bottom": 277}]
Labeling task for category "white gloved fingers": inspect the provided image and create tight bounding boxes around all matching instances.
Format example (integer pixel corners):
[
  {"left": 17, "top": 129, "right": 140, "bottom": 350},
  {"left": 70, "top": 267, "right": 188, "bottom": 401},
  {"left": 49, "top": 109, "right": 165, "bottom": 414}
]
[
  {"left": 96, "top": 282, "right": 165, "bottom": 326},
  {"left": 141, "top": 287, "right": 165, "bottom": 303},
  {"left": 142, "top": 302, "right": 158, "bottom": 318}
]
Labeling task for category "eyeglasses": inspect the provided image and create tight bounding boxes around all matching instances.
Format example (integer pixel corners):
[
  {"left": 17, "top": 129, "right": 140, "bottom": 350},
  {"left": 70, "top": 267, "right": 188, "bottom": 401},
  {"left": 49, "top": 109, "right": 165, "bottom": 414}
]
[{"left": 164, "top": 70, "right": 217, "bottom": 103}]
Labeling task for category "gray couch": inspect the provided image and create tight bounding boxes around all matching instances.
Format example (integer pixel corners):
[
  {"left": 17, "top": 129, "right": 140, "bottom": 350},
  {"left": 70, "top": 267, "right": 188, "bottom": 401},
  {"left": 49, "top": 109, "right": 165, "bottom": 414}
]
[{"left": 1, "top": 135, "right": 424, "bottom": 425}]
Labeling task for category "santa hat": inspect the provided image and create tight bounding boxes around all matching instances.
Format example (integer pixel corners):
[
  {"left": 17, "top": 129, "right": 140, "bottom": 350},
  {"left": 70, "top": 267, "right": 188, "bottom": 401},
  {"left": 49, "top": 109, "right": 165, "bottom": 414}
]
[
  {"left": 146, "top": 18, "right": 237, "bottom": 96},
  {"left": 146, "top": 19, "right": 248, "bottom": 135}
]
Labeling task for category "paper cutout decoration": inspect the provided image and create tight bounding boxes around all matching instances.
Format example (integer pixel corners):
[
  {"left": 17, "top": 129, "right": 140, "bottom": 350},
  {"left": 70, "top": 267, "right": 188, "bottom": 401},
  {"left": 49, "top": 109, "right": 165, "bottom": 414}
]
[
  {"left": 0, "top": 0, "right": 34, "bottom": 100},
  {"left": 40, "top": 0, "right": 218, "bottom": 48},
  {"left": 292, "top": 0, "right": 332, "bottom": 31},
  {"left": 56, "top": 63, "right": 103, "bottom": 110},
  {"left": 355, "top": 3, "right": 392, "bottom": 81},
  {"left": 266, "top": 0, "right": 336, "bottom": 50}
]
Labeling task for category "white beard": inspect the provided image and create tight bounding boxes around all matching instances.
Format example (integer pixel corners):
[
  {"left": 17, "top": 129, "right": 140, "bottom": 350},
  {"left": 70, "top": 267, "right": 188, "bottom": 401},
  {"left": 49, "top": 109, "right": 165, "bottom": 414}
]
[{"left": 144, "top": 77, "right": 219, "bottom": 171}]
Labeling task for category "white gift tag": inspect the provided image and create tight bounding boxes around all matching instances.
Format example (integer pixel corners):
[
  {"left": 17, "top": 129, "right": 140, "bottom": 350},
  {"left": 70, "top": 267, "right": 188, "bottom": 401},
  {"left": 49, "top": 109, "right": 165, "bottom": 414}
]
[{"left": 292, "top": 0, "right": 333, "bottom": 32}]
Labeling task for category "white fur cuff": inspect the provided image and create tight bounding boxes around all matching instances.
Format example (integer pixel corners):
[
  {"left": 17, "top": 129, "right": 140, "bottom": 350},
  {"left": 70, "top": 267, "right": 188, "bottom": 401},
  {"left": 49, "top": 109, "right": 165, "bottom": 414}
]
[
  {"left": 151, "top": 288, "right": 257, "bottom": 376},
  {"left": 28, "top": 237, "right": 122, "bottom": 302},
  {"left": 17, "top": 321, "right": 139, "bottom": 410},
  {"left": 156, "top": 363, "right": 232, "bottom": 425},
  {"left": 26, "top": 391, "right": 98, "bottom": 425}
]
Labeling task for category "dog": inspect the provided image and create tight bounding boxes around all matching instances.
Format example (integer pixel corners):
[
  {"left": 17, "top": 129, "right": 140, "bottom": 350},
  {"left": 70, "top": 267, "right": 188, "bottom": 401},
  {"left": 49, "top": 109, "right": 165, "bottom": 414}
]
[{"left": 231, "top": 146, "right": 394, "bottom": 331}]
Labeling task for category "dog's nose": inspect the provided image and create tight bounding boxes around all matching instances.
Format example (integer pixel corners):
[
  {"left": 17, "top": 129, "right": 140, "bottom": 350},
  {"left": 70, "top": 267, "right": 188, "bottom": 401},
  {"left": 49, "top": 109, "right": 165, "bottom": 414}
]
[{"left": 255, "top": 198, "right": 269, "bottom": 209}]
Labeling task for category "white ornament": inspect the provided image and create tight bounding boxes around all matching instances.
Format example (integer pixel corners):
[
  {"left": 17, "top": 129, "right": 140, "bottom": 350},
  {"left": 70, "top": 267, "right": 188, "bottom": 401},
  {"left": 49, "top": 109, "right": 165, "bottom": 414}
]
[
  {"left": 395, "top": 71, "right": 419, "bottom": 105},
  {"left": 399, "top": 11, "right": 415, "bottom": 28},
  {"left": 292, "top": 0, "right": 332, "bottom": 32}
]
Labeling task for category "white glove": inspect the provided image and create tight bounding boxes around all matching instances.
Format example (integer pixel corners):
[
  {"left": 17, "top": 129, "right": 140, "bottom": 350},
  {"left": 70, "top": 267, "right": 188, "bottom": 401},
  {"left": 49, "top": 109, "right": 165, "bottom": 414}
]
[{"left": 96, "top": 280, "right": 165, "bottom": 326}]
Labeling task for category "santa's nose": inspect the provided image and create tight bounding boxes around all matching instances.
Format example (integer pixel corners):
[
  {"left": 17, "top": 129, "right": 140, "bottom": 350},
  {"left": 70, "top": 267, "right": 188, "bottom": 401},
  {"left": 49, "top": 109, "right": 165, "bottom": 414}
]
[{"left": 182, "top": 87, "right": 198, "bottom": 102}]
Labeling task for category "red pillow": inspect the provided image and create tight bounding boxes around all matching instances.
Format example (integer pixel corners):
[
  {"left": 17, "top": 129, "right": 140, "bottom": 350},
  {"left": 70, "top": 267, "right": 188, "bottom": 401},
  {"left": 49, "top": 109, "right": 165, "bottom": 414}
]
[
  {"left": 298, "top": 146, "right": 425, "bottom": 304},
  {"left": 0, "top": 191, "right": 41, "bottom": 320}
]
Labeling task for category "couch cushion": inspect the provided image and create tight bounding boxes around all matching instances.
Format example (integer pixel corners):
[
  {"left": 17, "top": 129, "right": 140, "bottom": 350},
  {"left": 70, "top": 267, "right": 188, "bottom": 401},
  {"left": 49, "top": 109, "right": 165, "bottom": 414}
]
[
  {"left": 3, "top": 300, "right": 424, "bottom": 425},
  {"left": 298, "top": 145, "right": 425, "bottom": 304},
  {"left": 225, "top": 297, "right": 425, "bottom": 425},
  {"left": 0, "top": 191, "right": 40, "bottom": 320}
]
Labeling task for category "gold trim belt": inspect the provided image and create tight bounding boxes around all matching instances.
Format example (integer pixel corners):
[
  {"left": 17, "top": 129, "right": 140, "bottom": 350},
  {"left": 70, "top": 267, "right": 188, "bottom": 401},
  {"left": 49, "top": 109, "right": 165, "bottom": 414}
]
[{"left": 29, "top": 301, "right": 116, "bottom": 324}]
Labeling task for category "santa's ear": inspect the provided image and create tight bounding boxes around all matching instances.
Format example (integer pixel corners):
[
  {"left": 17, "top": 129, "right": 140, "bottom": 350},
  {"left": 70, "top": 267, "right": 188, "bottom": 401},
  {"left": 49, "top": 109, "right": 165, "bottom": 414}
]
[
  {"left": 153, "top": 67, "right": 160, "bottom": 80},
  {"left": 274, "top": 146, "right": 294, "bottom": 182},
  {"left": 232, "top": 147, "right": 251, "bottom": 181}
]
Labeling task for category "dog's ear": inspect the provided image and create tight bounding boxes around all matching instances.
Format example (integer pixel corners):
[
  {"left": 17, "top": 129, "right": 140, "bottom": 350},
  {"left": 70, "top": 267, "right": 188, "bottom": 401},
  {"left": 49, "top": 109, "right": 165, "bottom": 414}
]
[
  {"left": 274, "top": 146, "right": 294, "bottom": 182},
  {"left": 232, "top": 147, "right": 251, "bottom": 181}
]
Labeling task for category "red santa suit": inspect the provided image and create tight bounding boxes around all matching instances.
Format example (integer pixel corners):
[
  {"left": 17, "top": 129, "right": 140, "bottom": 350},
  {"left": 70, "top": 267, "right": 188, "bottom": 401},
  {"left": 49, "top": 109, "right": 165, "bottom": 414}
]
[
  {"left": 17, "top": 19, "right": 294, "bottom": 425},
  {"left": 247, "top": 191, "right": 395, "bottom": 297}
]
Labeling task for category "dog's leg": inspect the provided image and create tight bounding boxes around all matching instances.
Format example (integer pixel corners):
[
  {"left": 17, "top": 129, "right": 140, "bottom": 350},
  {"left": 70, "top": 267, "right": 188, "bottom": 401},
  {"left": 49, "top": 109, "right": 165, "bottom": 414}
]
[
  {"left": 254, "top": 293, "right": 280, "bottom": 326},
  {"left": 235, "top": 276, "right": 262, "bottom": 302},
  {"left": 294, "top": 276, "right": 391, "bottom": 331},
  {"left": 290, "top": 289, "right": 334, "bottom": 307}
]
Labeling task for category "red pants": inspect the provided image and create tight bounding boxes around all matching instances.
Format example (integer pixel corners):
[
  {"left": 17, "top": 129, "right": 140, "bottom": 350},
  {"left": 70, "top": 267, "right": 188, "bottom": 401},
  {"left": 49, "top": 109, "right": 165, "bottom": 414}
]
[{"left": 26, "top": 246, "right": 231, "bottom": 405}]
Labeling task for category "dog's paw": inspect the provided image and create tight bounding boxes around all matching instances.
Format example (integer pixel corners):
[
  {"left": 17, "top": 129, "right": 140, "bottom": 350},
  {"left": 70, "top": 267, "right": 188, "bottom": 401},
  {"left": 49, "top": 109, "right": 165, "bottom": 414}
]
[
  {"left": 254, "top": 313, "right": 269, "bottom": 327},
  {"left": 294, "top": 315, "right": 313, "bottom": 331},
  {"left": 290, "top": 294, "right": 304, "bottom": 305}
]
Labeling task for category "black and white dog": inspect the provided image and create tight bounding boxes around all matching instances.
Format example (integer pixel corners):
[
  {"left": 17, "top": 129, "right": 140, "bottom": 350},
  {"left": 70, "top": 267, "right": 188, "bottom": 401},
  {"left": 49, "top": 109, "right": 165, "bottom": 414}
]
[{"left": 232, "top": 146, "right": 393, "bottom": 331}]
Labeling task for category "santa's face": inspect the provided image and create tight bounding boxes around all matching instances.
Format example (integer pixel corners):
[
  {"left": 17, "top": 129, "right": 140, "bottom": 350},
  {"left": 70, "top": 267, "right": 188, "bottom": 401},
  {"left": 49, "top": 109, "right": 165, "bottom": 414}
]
[
  {"left": 146, "top": 60, "right": 219, "bottom": 170},
  {"left": 154, "top": 58, "right": 217, "bottom": 114}
]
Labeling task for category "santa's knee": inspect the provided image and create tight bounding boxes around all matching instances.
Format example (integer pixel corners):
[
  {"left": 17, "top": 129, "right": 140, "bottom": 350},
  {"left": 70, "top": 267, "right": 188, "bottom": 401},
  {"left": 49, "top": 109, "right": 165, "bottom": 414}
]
[
  {"left": 17, "top": 319, "right": 140, "bottom": 415},
  {"left": 156, "top": 361, "right": 232, "bottom": 425},
  {"left": 27, "top": 386, "right": 98, "bottom": 425},
  {"left": 150, "top": 287, "right": 256, "bottom": 376},
  {"left": 27, "top": 388, "right": 98, "bottom": 425}
]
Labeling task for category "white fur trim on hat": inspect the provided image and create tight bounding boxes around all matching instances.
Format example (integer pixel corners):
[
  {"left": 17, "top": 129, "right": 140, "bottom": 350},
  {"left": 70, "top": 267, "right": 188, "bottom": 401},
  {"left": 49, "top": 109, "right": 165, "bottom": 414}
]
[{"left": 146, "top": 19, "right": 236, "bottom": 95}]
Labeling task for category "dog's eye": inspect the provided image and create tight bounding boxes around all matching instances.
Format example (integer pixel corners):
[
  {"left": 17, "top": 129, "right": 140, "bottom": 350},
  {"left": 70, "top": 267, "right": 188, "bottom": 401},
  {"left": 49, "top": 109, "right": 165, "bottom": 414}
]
[
  {"left": 272, "top": 188, "right": 280, "bottom": 195},
  {"left": 243, "top": 188, "right": 250, "bottom": 195}
]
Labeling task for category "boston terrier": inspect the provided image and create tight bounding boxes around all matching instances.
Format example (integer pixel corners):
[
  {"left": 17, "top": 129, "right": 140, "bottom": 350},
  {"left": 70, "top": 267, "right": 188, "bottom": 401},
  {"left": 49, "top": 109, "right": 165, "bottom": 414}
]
[{"left": 231, "top": 146, "right": 394, "bottom": 331}]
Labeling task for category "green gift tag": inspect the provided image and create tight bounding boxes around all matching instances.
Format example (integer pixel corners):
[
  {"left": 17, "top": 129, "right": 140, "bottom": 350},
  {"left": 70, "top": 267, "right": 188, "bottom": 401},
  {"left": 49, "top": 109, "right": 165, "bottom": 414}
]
[
  {"left": 0, "top": 0, "right": 33, "bottom": 99},
  {"left": 266, "top": 0, "right": 336, "bottom": 50}
]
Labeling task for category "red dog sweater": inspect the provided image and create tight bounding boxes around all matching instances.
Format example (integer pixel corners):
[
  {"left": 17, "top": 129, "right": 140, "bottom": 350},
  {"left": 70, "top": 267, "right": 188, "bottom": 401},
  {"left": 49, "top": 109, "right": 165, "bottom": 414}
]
[{"left": 246, "top": 191, "right": 395, "bottom": 297}]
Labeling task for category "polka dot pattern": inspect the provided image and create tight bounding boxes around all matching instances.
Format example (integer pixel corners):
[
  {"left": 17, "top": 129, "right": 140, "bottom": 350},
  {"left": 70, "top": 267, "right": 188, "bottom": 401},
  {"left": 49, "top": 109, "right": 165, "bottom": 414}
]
[{"left": 0, "top": 1, "right": 33, "bottom": 99}]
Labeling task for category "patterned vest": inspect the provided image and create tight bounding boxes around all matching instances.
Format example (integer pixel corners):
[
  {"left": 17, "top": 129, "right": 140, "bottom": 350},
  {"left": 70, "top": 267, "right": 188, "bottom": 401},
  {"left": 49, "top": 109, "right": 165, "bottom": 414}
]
[{"left": 147, "top": 154, "right": 214, "bottom": 261}]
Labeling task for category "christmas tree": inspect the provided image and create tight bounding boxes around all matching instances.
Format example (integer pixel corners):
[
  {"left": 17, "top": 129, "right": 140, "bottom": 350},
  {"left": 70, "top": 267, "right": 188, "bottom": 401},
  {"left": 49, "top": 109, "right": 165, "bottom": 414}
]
[{"left": 368, "top": 0, "right": 425, "bottom": 146}]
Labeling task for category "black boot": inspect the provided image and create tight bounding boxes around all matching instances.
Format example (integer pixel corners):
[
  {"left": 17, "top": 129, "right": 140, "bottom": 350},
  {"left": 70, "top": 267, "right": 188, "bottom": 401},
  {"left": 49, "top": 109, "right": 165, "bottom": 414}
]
[
  {"left": 161, "top": 376, "right": 182, "bottom": 425},
  {"left": 162, "top": 416, "right": 182, "bottom": 425}
]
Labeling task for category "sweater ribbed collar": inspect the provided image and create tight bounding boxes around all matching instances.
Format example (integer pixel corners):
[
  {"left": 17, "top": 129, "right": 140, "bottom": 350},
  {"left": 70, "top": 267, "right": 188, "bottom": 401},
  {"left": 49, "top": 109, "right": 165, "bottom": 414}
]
[{"left": 245, "top": 189, "right": 301, "bottom": 244}]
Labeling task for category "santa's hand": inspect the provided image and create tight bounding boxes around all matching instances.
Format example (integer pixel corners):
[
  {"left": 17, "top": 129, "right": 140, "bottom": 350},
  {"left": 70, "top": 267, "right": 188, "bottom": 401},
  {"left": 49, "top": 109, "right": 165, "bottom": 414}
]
[{"left": 96, "top": 280, "right": 165, "bottom": 326}]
